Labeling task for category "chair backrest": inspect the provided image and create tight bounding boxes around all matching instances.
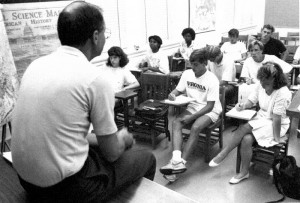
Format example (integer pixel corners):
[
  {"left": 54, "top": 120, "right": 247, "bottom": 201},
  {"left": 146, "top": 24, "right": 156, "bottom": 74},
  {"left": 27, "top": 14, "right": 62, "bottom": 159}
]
[
  {"left": 285, "top": 45, "right": 298, "bottom": 64},
  {"left": 280, "top": 37, "right": 298, "bottom": 46},
  {"left": 287, "top": 32, "right": 299, "bottom": 37},
  {"left": 272, "top": 32, "right": 279, "bottom": 39},
  {"left": 139, "top": 72, "right": 170, "bottom": 102},
  {"left": 221, "top": 35, "right": 249, "bottom": 48}
]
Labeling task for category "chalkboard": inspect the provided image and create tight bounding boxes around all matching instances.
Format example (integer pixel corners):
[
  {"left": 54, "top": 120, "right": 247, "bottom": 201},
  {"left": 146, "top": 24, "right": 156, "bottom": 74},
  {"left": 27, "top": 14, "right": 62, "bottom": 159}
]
[{"left": 264, "top": 0, "right": 299, "bottom": 28}]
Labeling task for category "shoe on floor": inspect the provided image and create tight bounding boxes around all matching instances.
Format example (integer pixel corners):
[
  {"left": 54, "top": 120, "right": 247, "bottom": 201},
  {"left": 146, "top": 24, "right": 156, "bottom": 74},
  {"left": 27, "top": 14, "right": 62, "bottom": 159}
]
[
  {"left": 229, "top": 173, "right": 249, "bottom": 184},
  {"left": 160, "top": 160, "right": 187, "bottom": 175},
  {"left": 163, "top": 174, "right": 178, "bottom": 183}
]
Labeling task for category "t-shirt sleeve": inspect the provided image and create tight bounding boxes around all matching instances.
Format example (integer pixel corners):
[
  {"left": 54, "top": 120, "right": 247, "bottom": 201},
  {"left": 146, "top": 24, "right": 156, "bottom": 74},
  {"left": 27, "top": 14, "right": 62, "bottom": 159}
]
[
  {"left": 123, "top": 69, "right": 138, "bottom": 85},
  {"left": 277, "top": 39, "right": 287, "bottom": 53},
  {"left": 207, "top": 76, "right": 219, "bottom": 102},
  {"left": 176, "top": 71, "right": 187, "bottom": 92},
  {"left": 87, "top": 76, "right": 117, "bottom": 136},
  {"left": 222, "top": 60, "right": 236, "bottom": 82},
  {"left": 273, "top": 88, "right": 292, "bottom": 116},
  {"left": 240, "top": 59, "right": 250, "bottom": 78},
  {"left": 270, "top": 55, "right": 292, "bottom": 73},
  {"left": 239, "top": 42, "right": 247, "bottom": 54},
  {"left": 247, "top": 83, "right": 260, "bottom": 104},
  {"left": 159, "top": 54, "right": 170, "bottom": 74}
]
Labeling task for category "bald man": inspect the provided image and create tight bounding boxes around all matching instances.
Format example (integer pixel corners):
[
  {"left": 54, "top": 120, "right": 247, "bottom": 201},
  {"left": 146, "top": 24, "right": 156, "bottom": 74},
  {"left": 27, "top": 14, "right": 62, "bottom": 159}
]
[{"left": 11, "top": 1, "right": 156, "bottom": 202}]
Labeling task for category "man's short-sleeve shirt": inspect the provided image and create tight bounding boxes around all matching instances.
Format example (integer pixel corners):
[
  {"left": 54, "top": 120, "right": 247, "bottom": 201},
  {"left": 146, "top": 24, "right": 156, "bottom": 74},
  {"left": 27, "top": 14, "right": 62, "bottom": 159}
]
[
  {"left": 11, "top": 46, "right": 117, "bottom": 187},
  {"left": 207, "top": 55, "right": 236, "bottom": 82},
  {"left": 263, "top": 37, "right": 287, "bottom": 59}
]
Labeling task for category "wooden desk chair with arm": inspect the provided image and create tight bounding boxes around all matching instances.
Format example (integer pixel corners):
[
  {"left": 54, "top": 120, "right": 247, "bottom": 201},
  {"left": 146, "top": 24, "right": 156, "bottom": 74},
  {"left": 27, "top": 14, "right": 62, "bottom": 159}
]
[
  {"left": 182, "top": 86, "right": 226, "bottom": 163},
  {"left": 129, "top": 72, "right": 171, "bottom": 148}
]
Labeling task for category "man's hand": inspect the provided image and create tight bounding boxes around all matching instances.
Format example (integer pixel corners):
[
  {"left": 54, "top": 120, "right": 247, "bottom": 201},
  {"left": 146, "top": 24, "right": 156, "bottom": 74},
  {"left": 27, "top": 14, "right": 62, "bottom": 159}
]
[
  {"left": 168, "top": 93, "right": 176, "bottom": 101},
  {"left": 235, "top": 103, "right": 244, "bottom": 111},
  {"left": 118, "top": 128, "right": 135, "bottom": 150},
  {"left": 293, "top": 59, "right": 299, "bottom": 65}
]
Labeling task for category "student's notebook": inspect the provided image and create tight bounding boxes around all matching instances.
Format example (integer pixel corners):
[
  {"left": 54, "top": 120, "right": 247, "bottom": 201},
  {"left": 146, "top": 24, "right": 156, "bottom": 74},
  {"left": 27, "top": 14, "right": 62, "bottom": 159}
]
[
  {"left": 226, "top": 108, "right": 257, "bottom": 121},
  {"left": 163, "top": 95, "right": 196, "bottom": 106}
]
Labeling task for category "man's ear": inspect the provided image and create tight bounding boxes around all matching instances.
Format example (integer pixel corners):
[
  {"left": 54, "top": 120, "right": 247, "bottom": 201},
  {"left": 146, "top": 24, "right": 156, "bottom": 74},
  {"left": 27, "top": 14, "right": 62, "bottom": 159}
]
[{"left": 92, "top": 30, "right": 99, "bottom": 45}]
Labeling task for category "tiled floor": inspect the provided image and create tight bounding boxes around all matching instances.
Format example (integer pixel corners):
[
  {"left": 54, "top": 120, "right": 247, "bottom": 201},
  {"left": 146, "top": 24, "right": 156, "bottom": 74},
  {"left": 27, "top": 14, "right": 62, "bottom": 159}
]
[{"left": 132, "top": 109, "right": 300, "bottom": 203}]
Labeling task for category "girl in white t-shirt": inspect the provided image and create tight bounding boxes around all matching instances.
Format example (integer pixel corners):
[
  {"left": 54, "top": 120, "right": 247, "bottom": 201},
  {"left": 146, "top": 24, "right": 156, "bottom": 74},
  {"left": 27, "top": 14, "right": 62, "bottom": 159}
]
[
  {"left": 209, "top": 62, "right": 291, "bottom": 184},
  {"left": 104, "top": 46, "right": 139, "bottom": 93}
]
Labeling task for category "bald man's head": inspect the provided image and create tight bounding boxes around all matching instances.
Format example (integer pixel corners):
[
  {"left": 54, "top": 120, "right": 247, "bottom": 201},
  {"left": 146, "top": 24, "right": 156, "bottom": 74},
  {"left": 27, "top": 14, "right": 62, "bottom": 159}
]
[{"left": 57, "top": 1, "right": 104, "bottom": 47}]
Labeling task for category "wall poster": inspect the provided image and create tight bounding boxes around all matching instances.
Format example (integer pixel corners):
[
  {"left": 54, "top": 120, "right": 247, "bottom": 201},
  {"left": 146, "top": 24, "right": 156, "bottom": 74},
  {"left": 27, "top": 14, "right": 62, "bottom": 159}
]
[
  {"left": 2, "top": 1, "right": 71, "bottom": 82},
  {"left": 189, "top": 0, "right": 216, "bottom": 33}
]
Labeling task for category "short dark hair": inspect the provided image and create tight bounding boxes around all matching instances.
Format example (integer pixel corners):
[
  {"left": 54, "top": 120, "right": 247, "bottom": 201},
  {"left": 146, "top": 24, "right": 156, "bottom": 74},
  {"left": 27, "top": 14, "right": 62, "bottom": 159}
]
[
  {"left": 189, "top": 48, "right": 209, "bottom": 64},
  {"left": 262, "top": 24, "right": 275, "bottom": 33},
  {"left": 181, "top": 28, "right": 196, "bottom": 40},
  {"left": 106, "top": 46, "right": 129, "bottom": 68},
  {"left": 148, "top": 35, "right": 163, "bottom": 49},
  {"left": 248, "top": 40, "right": 264, "bottom": 52},
  {"left": 57, "top": 1, "right": 105, "bottom": 47},
  {"left": 257, "top": 62, "right": 287, "bottom": 89},
  {"left": 228, "top": 28, "right": 239, "bottom": 38}
]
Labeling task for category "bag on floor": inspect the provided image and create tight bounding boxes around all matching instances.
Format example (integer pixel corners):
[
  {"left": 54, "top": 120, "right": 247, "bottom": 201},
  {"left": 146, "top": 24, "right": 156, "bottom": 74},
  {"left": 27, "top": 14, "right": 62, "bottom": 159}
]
[
  {"left": 267, "top": 155, "right": 300, "bottom": 202},
  {"left": 135, "top": 99, "right": 168, "bottom": 117}
]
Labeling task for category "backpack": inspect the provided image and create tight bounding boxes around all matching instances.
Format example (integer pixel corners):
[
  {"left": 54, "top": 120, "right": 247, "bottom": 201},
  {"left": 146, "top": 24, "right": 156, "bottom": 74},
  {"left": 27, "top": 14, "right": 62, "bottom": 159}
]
[
  {"left": 268, "top": 155, "right": 300, "bottom": 202},
  {"left": 135, "top": 99, "right": 168, "bottom": 117}
]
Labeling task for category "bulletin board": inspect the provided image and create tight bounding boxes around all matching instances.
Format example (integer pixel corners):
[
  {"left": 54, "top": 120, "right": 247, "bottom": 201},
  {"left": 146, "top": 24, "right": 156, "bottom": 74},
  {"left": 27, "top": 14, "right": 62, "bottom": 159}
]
[{"left": 264, "top": 0, "right": 299, "bottom": 28}]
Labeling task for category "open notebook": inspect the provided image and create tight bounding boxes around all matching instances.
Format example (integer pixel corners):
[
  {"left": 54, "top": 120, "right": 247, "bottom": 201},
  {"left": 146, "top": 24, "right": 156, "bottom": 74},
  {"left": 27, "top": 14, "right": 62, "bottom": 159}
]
[
  {"left": 226, "top": 108, "right": 257, "bottom": 121},
  {"left": 163, "top": 95, "right": 196, "bottom": 106}
]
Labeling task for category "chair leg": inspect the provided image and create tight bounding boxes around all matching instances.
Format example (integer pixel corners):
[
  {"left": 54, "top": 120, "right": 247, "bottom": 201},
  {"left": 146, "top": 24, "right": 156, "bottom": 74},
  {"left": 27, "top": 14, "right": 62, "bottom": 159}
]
[
  {"left": 1, "top": 124, "right": 7, "bottom": 153},
  {"left": 164, "top": 116, "right": 170, "bottom": 141},
  {"left": 219, "top": 126, "right": 223, "bottom": 149},
  {"left": 151, "top": 129, "right": 156, "bottom": 149},
  {"left": 204, "top": 131, "right": 211, "bottom": 163},
  {"left": 236, "top": 143, "right": 241, "bottom": 173}
]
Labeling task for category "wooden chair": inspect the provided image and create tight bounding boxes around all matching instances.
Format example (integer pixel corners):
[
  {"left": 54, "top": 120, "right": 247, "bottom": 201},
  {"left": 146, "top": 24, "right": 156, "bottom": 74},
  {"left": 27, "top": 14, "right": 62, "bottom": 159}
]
[
  {"left": 182, "top": 86, "right": 226, "bottom": 163},
  {"left": 285, "top": 45, "right": 298, "bottom": 64},
  {"left": 287, "top": 32, "right": 299, "bottom": 37},
  {"left": 129, "top": 72, "right": 171, "bottom": 148},
  {"left": 272, "top": 32, "right": 279, "bottom": 39},
  {"left": 1, "top": 121, "right": 12, "bottom": 153},
  {"left": 280, "top": 37, "right": 298, "bottom": 46},
  {"left": 236, "top": 134, "right": 290, "bottom": 173}
]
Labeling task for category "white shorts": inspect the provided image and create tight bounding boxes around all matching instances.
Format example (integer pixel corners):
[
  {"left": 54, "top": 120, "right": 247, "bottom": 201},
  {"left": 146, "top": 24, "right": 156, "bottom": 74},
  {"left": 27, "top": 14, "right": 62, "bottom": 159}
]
[{"left": 186, "top": 105, "right": 220, "bottom": 123}]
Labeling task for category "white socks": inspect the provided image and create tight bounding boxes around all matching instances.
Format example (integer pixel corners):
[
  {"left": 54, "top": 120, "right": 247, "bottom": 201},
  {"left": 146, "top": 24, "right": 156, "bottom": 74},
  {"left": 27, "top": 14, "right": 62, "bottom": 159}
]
[{"left": 172, "top": 150, "right": 186, "bottom": 164}]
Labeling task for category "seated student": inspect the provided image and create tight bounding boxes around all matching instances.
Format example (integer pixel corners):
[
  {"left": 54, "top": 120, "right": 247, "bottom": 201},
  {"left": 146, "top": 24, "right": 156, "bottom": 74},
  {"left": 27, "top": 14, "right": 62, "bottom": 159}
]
[
  {"left": 209, "top": 62, "right": 292, "bottom": 184},
  {"left": 241, "top": 40, "right": 292, "bottom": 85},
  {"left": 138, "top": 35, "right": 170, "bottom": 74},
  {"left": 174, "top": 28, "right": 198, "bottom": 68},
  {"left": 220, "top": 28, "right": 247, "bottom": 63},
  {"left": 159, "top": 47, "right": 222, "bottom": 182},
  {"left": 207, "top": 45, "right": 237, "bottom": 104},
  {"left": 293, "top": 46, "right": 300, "bottom": 65},
  {"left": 260, "top": 24, "right": 288, "bottom": 61},
  {"left": 103, "top": 46, "right": 140, "bottom": 93}
]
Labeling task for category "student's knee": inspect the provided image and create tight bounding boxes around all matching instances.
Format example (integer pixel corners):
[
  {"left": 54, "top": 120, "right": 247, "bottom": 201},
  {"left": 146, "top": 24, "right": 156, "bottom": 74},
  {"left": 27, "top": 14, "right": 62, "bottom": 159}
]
[
  {"left": 173, "top": 118, "right": 183, "bottom": 129},
  {"left": 241, "top": 134, "right": 254, "bottom": 148}
]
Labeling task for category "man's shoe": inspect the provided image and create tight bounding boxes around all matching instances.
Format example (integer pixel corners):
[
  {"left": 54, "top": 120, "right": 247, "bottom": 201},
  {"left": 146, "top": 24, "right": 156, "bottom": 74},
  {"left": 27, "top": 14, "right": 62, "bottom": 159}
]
[
  {"left": 163, "top": 174, "right": 178, "bottom": 183},
  {"left": 229, "top": 173, "right": 249, "bottom": 184},
  {"left": 160, "top": 160, "right": 187, "bottom": 175}
]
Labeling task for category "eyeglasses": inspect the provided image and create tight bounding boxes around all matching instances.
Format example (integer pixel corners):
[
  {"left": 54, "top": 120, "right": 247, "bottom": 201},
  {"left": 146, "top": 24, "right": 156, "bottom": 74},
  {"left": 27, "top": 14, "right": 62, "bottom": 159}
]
[{"left": 105, "top": 28, "right": 111, "bottom": 39}]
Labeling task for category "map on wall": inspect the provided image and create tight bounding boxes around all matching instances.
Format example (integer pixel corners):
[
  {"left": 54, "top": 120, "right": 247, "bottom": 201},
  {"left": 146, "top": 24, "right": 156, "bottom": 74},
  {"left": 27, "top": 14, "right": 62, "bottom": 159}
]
[
  {"left": 0, "top": 10, "right": 18, "bottom": 125},
  {"left": 2, "top": 1, "right": 71, "bottom": 82},
  {"left": 189, "top": 0, "right": 216, "bottom": 33}
]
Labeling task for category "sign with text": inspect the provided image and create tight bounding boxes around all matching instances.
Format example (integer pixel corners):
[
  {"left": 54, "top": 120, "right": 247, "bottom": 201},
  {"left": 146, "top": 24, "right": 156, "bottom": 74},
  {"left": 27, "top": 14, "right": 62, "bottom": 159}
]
[{"left": 2, "top": 1, "right": 71, "bottom": 81}]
